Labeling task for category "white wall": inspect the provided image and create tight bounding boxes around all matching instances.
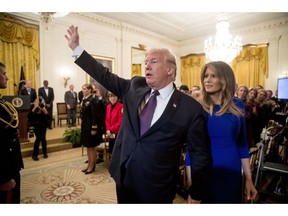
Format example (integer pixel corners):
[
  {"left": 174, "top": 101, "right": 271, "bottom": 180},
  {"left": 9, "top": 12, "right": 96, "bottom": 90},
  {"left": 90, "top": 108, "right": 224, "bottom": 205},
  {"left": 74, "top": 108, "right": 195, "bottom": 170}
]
[{"left": 10, "top": 12, "right": 288, "bottom": 116}]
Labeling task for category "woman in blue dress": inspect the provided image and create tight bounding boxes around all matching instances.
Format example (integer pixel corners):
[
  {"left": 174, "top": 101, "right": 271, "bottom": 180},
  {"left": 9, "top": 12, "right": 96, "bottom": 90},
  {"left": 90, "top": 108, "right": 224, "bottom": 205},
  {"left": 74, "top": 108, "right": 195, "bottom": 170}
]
[{"left": 186, "top": 61, "right": 257, "bottom": 203}]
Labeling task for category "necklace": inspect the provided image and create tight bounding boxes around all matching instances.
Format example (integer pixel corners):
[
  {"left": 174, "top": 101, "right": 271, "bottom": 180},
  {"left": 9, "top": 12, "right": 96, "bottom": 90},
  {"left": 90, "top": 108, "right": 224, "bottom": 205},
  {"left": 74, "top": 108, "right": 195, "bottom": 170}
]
[{"left": 0, "top": 99, "right": 19, "bottom": 128}]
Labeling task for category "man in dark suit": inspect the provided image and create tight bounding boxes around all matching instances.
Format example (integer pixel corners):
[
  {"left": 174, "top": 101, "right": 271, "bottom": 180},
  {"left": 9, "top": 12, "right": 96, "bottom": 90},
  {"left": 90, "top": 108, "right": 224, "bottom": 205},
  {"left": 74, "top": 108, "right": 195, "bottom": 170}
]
[
  {"left": 19, "top": 80, "right": 37, "bottom": 105},
  {"left": 64, "top": 84, "right": 78, "bottom": 127},
  {"left": 78, "top": 89, "right": 83, "bottom": 104},
  {"left": 38, "top": 80, "right": 54, "bottom": 129},
  {"left": 65, "top": 25, "right": 212, "bottom": 204}
]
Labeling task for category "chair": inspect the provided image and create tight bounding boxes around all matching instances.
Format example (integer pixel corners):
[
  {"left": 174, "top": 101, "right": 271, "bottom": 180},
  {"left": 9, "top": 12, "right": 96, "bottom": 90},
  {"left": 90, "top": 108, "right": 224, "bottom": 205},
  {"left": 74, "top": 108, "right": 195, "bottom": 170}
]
[
  {"left": 56, "top": 102, "right": 67, "bottom": 127},
  {"left": 253, "top": 122, "right": 288, "bottom": 202},
  {"left": 82, "top": 134, "right": 110, "bottom": 166},
  {"left": 96, "top": 134, "right": 110, "bottom": 165}
]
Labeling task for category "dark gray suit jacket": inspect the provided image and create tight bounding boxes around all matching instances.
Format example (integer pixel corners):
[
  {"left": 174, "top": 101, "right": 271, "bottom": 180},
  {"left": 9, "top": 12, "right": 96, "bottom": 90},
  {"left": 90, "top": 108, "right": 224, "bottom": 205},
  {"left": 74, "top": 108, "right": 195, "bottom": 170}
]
[
  {"left": 64, "top": 90, "right": 78, "bottom": 109},
  {"left": 75, "top": 51, "right": 212, "bottom": 203}
]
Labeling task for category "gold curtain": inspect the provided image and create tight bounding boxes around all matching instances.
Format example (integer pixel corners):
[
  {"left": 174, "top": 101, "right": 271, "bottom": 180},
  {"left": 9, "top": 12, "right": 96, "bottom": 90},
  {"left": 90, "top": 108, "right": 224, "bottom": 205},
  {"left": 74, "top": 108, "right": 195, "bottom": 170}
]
[
  {"left": 180, "top": 53, "right": 205, "bottom": 89},
  {"left": 132, "top": 64, "right": 142, "bottom": 77},
  {"left": 231, "top": 44, "right": 268, "bottom": 88},
  {"left": 0, "top": 13, "right": 39, "bottom": 96}
]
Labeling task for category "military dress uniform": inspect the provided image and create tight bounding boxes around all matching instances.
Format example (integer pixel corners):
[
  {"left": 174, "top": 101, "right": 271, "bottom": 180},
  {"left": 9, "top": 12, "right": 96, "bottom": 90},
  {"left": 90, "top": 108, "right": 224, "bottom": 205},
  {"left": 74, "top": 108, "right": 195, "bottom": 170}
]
[
  {"left": 0, "top": 97, "right": 24, "bottom": 203},
  {"left": 80, "top": 95, "right": 104, "bottom": 148}
]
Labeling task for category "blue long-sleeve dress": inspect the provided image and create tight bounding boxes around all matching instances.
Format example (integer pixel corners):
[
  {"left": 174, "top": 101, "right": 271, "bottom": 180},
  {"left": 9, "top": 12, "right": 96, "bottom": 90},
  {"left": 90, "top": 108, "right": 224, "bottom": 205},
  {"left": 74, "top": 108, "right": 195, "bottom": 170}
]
[{"left": 186, "top": 98, "right": 250, "bottom": 203}]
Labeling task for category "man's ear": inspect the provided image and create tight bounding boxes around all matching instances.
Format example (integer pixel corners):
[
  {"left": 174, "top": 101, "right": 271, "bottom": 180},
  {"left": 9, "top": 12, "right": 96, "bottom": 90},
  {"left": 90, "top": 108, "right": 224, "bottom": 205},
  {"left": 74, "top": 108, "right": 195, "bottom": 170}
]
[{"left": 167, "top": 67, "right": 173, "bottom": 75}]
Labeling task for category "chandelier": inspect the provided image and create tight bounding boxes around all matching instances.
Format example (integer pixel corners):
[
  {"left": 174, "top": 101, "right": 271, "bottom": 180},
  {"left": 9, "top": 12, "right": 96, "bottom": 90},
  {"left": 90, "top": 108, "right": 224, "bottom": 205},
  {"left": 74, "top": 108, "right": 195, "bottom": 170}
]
[
  {"left": 38, "top": 12, "right": 69, "bottom": 30},
  {"left": 204, "top": 15, "right": 242, "bottom": 63}
]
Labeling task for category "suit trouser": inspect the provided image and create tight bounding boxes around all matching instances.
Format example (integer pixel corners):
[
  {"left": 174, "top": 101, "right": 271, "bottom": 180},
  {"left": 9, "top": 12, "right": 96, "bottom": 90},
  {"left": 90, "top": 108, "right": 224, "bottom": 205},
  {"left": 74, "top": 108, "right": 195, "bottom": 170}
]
[
  {"left": 116, "top": 162, "right": 137, "bottom": 203},
  {"left": 116, "top": 184, "right": 138, "bottom": 204},
  {"left": 47, "top": 106, "right": 53, "bottom": 128},
  {"left": 33, "top": 127, "right": 47, "bottom": 156},
  {"left": 67, "top": 108, "right": 76, "bottom": 125}
]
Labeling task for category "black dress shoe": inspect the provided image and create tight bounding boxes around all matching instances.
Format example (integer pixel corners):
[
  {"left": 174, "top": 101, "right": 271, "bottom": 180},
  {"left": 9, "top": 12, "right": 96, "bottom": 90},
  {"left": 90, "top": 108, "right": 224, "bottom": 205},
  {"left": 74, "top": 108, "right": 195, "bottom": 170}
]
[
  {"left": 84, "top": 166, "right": 95, "bottom": 174},
  {"left": 81, "top": 168, "right": 88, "bottom": 172},
  {"left": 32, "top": 156, "right": 39, "bottom": 161},
  {"left": 44, "top": 154, "right": 48, "bottom": 159}
]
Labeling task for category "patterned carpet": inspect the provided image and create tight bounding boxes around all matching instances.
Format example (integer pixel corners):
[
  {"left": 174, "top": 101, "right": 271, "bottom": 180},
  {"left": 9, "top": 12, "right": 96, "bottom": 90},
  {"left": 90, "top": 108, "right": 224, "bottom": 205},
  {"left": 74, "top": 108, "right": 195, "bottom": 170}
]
[
  {"left": 20, "top": 147, "right": 186, "bottom": 204},
  {"left": 21, "top": 148, "right": 117, "bottom": 204}
]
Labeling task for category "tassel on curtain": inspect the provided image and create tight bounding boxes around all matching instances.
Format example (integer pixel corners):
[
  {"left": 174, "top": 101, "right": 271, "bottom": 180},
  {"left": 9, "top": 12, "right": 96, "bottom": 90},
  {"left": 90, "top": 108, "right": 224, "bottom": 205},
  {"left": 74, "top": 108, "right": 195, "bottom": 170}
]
[{"left": 18, "top": 66, "right": 26, "bottom": 95}]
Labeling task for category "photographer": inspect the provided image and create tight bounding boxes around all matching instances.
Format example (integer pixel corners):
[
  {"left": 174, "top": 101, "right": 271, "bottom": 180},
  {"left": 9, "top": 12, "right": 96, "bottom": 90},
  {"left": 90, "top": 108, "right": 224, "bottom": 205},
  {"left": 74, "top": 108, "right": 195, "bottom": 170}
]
[{"left": 27, "top": 97, "right": 50, "bottom": 161}]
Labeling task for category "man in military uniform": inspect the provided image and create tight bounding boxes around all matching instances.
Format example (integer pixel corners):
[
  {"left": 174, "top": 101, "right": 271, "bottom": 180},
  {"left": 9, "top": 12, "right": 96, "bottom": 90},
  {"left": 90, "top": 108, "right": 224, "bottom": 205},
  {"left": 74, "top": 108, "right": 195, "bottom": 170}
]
[{"left": 0, "top": 62, "right": 24, "bottom": 203}]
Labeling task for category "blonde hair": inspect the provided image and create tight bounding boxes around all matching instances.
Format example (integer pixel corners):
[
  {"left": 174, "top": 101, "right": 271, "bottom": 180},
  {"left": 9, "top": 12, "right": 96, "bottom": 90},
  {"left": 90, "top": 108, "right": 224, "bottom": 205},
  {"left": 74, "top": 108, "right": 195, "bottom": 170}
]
[
  {"left": 236, "top": 85, "right": 249, "bottom": 101},
  {"left": 199, "top": 61, "right": 244, "bottom": 117},
  {"left": 146, "top": 48, "right": 177, "bottom": 79}
]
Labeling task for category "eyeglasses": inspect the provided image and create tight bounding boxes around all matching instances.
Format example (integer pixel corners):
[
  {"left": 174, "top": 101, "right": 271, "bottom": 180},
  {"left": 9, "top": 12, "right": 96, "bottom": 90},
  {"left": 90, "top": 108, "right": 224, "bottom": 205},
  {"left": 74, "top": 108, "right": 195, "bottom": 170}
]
[{"left": 108, "top": 94, "right": 116, "bottom": 98}]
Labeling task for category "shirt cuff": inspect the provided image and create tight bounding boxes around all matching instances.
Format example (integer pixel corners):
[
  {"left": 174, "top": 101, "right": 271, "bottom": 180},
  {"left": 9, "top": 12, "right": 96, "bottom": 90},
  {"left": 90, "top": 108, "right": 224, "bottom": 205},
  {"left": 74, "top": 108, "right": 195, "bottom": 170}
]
[{"left": 72, "top": 46, "right": 84, "bottom": 60}]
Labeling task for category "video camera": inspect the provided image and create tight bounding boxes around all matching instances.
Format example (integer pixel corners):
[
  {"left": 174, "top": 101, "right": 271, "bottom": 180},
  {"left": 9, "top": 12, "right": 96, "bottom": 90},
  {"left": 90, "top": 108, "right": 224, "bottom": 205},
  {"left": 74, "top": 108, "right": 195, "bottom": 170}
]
[{"left": 28, "top": 125, "right": 35, "bottom": 138}]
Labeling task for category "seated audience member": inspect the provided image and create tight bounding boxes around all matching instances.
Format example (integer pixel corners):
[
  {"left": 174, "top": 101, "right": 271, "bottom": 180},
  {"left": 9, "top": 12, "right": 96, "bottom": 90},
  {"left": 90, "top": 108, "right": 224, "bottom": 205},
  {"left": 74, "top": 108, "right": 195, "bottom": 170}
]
[
  {"left": 254, "top": 89, "right": 271, "bottom": 143},
  {"left": 105, "top": 92, "right": 123, "bottom": 155},
  {"left": 245, "top": 88, "right": 258, "bottom": 148}
]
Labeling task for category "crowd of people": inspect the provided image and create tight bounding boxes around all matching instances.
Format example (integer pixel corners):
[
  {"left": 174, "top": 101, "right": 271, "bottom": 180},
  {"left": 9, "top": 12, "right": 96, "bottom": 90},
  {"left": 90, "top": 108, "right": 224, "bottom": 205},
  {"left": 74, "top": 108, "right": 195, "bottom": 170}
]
[
  {"left": 180, "top": 81, "right": 286, "bottom": 150},
  {"left": 2, "top": 24, "right": 287, "bottom": 204}
]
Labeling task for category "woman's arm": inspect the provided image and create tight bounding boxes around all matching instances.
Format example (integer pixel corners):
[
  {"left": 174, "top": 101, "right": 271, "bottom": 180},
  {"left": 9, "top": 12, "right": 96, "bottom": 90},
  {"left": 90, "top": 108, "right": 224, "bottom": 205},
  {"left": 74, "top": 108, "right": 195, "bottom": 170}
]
[{"left": 241, "top": 158, "right": 257, "bottom": 201}]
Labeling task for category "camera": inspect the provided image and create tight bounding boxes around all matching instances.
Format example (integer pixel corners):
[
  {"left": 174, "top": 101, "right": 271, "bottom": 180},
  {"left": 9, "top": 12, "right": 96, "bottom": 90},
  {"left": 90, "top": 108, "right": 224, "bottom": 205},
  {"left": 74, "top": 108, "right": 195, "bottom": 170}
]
[
  {"left": 38, "top": 97, "right": 45, "bottom": 108},
  {"left": 39, "top": 103, "right": 45, "bottom": 108},
  {"left": 28, "top": 125, "right": 35, "bottom": 138}
]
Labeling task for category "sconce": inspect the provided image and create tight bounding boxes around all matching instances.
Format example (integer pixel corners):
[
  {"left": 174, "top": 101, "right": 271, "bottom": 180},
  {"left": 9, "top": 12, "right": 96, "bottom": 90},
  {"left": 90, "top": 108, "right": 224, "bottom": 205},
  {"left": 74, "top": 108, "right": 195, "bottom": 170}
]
[{"left": 63, "top": 76, "right": 70, "bottom": 88}]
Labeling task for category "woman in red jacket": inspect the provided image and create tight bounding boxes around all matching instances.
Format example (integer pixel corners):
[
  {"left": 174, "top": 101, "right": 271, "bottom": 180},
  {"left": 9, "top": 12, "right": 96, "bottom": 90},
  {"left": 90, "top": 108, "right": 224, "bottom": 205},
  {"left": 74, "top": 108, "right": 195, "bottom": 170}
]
[{"left": 105, "top": 92, "right": 123, "bottom": 155}]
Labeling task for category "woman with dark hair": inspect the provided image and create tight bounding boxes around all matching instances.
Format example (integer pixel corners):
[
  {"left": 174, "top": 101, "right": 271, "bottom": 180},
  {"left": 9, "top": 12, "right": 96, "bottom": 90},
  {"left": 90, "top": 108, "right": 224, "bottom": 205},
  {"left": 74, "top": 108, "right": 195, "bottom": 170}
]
[
  {"left": 80, "top": 84, "right": 104, "bottom": 174},
  {"left": 105, "top": 92, "right": 123, "bottom": 155},
  {"left": 27, "top": 97, "right": 50, "bottom": 161}
]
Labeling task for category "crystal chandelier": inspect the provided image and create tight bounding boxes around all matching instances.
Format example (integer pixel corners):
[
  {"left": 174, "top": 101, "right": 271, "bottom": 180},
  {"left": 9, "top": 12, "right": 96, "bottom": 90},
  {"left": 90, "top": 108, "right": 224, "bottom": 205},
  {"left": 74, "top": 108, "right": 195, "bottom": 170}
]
[
  {"left": 204, "top": 15, "right": 242, "bottom": 63},
  {"left": 38, "top": 12, "right": 69, "bottom": 30}
]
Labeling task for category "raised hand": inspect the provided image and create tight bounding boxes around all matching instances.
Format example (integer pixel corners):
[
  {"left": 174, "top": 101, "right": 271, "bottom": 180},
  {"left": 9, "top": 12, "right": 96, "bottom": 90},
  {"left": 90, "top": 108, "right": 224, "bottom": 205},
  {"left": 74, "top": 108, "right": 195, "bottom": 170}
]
[{"left": 65, "top": 25, "right": 80, "bottom": 50}]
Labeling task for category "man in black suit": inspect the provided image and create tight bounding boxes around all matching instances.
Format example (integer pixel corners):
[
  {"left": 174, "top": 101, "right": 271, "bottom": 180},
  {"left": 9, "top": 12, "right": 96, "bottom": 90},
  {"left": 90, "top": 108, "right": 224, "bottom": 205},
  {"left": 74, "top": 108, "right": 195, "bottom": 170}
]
[
  {"left": 38, "top": 80, "right": 54, "bottom": 129},
  {"left": 78, "top": 89, "right": 83, "bottom": 104},
  {"left": 65, "top": 25, "right": 212, "bottom": 204},
  {"left": 64, "top": 84, "right": 78, "bottom": 127},
  {"left": 19, "top": 80, "right": 37, "bottom": 105}
]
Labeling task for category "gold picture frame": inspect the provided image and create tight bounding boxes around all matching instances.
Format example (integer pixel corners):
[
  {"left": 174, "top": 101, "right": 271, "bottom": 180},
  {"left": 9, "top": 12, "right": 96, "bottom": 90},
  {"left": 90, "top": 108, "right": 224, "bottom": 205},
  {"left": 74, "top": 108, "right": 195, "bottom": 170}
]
[{"left": 86, "top": 55, "right": 115, "bottom": 97}]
